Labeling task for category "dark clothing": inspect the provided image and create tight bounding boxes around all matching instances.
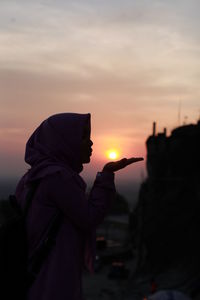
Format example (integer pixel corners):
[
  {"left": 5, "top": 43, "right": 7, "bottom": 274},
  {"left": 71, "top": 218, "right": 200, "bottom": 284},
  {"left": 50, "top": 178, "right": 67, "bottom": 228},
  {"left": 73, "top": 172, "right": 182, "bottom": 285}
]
[{"left": 15, "top": 112, "right": 116, "bottom": 299}]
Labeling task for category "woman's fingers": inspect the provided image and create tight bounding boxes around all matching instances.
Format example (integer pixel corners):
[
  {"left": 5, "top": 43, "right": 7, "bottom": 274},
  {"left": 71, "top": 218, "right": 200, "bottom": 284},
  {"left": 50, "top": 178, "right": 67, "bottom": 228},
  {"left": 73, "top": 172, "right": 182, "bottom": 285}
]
[
  {"left": 103, "top": 157, "right": 144, "bottom": 172},
  {"left": 117, "top": 157, "right": 144, "bottom": 169},
  {"left": 126, "top": 157, "right": 144, "bottom": 165}
]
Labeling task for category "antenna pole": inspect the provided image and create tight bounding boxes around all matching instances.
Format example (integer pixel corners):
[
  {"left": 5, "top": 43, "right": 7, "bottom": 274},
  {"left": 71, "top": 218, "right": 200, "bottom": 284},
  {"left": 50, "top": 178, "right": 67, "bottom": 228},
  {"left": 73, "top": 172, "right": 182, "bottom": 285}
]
[
  {"left": 178, "top": 100, "right": 181, "bottom": 126},
  {"left": 153, "top": 122, "right": 156, "bottom": 136}
]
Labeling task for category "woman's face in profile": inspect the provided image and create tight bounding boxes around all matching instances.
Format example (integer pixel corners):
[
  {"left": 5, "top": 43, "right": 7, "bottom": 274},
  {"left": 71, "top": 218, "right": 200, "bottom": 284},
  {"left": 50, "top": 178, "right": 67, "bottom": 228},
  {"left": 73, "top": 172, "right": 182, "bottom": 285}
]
[{"left": 81, "top": 122, "right": 93, "bottom": 164}]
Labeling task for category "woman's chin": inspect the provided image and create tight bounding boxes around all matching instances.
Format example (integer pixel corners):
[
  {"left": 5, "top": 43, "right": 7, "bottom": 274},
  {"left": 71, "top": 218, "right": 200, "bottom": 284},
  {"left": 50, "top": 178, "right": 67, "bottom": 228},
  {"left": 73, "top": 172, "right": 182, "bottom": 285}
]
[{"left": 82, "top": 156, "right": 91, "bottom": 164}]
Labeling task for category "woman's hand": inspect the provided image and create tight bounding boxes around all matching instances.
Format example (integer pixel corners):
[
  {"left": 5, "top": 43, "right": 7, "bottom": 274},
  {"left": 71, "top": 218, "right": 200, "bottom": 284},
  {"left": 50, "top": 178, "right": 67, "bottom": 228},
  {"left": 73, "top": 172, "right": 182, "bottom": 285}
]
[{"left": 102, "top": 157, "right": 144, "bottom": 173}]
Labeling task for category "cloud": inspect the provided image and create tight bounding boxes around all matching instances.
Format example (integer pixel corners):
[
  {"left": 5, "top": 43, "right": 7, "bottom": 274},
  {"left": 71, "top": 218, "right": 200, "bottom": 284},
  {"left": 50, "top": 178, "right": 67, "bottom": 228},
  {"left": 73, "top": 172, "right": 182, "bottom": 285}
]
[{"left": 0, "top": 0, "right": 200, "bottom": 179}]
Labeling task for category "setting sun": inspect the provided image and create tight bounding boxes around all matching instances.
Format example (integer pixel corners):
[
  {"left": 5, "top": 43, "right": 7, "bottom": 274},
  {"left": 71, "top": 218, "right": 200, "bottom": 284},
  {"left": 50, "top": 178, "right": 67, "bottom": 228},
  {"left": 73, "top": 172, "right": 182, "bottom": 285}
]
[{"left": 106, "top": 149, "right": 119, "bottom": 160}]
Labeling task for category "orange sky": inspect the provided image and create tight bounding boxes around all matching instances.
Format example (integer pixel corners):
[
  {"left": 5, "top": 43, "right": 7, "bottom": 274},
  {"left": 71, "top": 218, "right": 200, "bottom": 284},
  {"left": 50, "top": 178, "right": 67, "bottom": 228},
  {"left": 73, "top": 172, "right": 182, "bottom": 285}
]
[{"left": 0, "top": 0, "right": 200, "bottom": 183}]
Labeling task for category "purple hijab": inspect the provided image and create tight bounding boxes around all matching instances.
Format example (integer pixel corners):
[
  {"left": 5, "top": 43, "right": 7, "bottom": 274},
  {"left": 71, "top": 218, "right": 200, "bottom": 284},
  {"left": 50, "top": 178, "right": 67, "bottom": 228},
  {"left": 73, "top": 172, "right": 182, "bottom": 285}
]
[{"left": 24, "top": 113, "right": 90, "bottom": 182}]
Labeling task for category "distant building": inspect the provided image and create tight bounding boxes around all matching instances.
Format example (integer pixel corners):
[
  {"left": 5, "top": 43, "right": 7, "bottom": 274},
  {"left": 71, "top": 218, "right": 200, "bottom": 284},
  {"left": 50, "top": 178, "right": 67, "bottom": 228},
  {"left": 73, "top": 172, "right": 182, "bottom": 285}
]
[
  {"left": 129, "top": 120, "right": 200, "bottom": 296},
  {"left": 146, "top": 120, "right": 200, "bottom": 178}
]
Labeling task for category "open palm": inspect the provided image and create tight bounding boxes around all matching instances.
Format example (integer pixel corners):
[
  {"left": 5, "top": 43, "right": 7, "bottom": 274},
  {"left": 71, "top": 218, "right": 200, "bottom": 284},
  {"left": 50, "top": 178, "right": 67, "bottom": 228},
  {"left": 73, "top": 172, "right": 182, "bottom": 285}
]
[{"left": 103, "top": 157, "right": 144, "bottom": 173}]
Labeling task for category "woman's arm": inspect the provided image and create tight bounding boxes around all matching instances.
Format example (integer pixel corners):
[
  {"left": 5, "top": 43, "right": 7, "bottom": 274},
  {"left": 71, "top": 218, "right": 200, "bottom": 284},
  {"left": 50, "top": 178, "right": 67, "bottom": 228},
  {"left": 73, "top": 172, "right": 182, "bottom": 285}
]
[
  {"left": 48, "top": 170, "right": 115, "bottom": 231},
  {"left": 49, "top": 157, "right": 143, "bottom": 231}
]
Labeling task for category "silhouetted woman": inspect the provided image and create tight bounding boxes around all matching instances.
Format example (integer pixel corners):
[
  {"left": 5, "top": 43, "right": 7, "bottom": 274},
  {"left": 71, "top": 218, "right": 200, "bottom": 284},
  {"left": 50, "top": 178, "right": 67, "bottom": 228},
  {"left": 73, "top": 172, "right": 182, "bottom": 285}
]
[{"left": 15, "top": 113, "right": 143, "bottom": 300}]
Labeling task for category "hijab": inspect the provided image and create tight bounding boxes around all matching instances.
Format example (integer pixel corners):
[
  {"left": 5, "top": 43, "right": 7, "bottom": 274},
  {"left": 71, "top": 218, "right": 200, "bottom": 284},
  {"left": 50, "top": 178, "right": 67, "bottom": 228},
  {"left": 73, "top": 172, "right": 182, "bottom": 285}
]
[{"left": 24, "top": 113, "right": 91, "bottom": 183}]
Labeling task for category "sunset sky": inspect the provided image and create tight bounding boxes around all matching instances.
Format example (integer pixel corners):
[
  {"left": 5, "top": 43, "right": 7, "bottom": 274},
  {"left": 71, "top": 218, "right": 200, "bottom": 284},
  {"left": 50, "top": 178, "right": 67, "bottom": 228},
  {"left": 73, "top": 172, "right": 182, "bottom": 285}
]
[{"left": 0, "top": 0, "right": 200, "bottom": 183}]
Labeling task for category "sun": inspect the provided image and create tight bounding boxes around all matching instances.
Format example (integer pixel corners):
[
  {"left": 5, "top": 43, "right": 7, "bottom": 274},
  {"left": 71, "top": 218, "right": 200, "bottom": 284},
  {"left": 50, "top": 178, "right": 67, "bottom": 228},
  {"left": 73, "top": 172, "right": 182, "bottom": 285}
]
[
  {"left": 109, "top": 151, "right": 117, "bottom": 159},
  {"left": 106, "top": 149, "right": 119, "bottom": 160}
]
